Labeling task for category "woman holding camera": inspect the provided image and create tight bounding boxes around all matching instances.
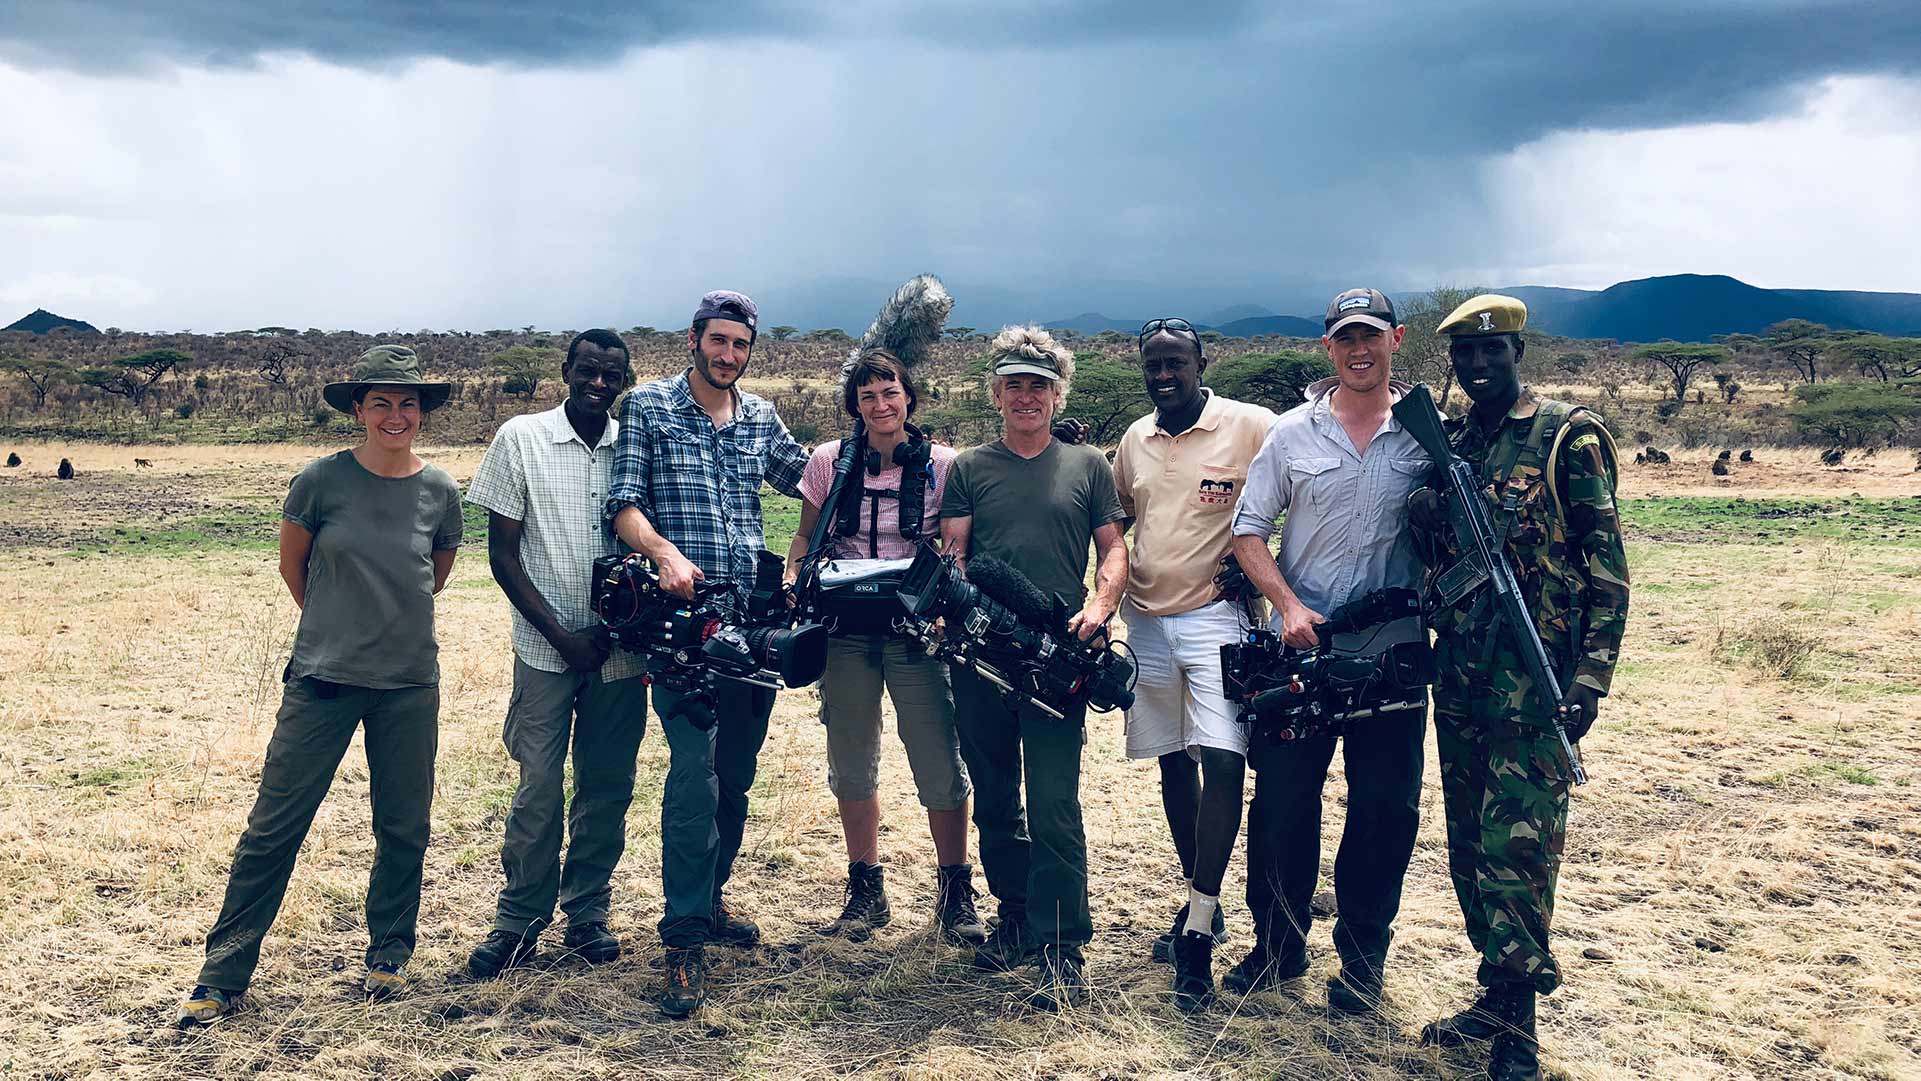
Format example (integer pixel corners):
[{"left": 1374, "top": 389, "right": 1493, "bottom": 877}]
[
  {"left": 784, "top": 350, "right": 984, "bottom": 945},
  {"left": 178, "top": 346, "right": 464, "bottom": 1025}
]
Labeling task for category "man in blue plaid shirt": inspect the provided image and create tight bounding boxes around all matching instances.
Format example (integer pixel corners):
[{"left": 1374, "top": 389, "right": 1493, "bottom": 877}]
[{"left": 604, "top": 289, "right": 807, "bottom": 1017}]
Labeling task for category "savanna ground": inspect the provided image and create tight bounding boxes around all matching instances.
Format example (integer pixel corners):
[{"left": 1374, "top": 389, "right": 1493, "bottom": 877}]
[{"left": 1, "top": 441, "right": 1918, "bottom": 1080}]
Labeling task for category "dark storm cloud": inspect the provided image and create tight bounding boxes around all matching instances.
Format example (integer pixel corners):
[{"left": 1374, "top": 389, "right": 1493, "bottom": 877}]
[
  {"left": 4, "top": 1, "right": 1916, "bottom": 156},
  {"left": 4, "top": 0, "right": 1919, "bottom": 329}
]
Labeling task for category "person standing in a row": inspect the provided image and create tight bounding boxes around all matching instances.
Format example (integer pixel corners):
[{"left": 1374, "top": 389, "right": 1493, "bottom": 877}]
[{"left": 179, "top": 346, "right": 464, "bottom": 1025}]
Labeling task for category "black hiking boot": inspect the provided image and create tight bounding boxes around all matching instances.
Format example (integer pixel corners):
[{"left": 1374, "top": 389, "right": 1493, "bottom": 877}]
[
  {"left": 562, "top": 920, "right": 621, "bottom": 964},
  {"left": 659, "top": 945, "right": 708, "bottom": 1018},
  {"left": 710, "top": 894, "right": 761, "bottom": 948},
  {"left": 1152, "top": 901, "right": 1228, "bottom": 963},
  {"left": 466, "top": 924, "right": 542, "bottom": 979},
  {"left": 1486, "top": 985, "right": 1542, "bottom": 1081},
  {"left": 1171, "top": 931, "right": 1217, "bottom": 1013},
  {"left": 1027, "top": 946, "right": 1088, "bottom": 1011},
  {"left": 1420, "top": 986, "right": 1504, "bottom": 1047},
  {"left": 1326, "top": 965, "right": 1384, "bottom": 1015},
  {"left": 821, "top": 861, "right": 892, "bottom": 941},
  {"left": 1221, "top": 944, "right": 1309, "bottom": 995},
  {"left": 973, "top": 914, "right": 1039, "bottom": 972},
  {"left": 936, "top": 863, "right": 988, "bottom": 946}
]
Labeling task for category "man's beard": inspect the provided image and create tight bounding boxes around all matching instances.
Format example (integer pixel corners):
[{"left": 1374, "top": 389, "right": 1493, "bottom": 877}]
[{"left": 692, "top": 347, "right": 742, "bottom": 390}]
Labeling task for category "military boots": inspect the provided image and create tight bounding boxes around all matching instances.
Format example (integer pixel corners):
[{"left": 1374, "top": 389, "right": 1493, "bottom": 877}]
[{"left": 1486, "top": 985, "right": 1542, "bottom": 1081}]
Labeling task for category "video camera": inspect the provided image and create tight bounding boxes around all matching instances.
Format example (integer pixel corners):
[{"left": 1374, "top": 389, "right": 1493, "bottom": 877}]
[
  {"left": 591, "top": 549, "right": 828, "bottom": 730},
  {"left": 895, "top": 544, "right": 1136, "bottom": 719},
  {"left": 1219, "top": 586, "right": 1433, "bottom": 744}
]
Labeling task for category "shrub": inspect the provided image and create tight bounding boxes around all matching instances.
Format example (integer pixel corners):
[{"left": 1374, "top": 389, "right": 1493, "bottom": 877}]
[
  {"left": 1715, "top": 613, "right": 1819, "bottom": 678},
  {"left": 174, "top": 400, "right": 196, "bottom": 419}
]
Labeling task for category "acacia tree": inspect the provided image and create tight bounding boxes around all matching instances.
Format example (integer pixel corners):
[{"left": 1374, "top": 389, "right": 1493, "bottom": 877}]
[
  {"left": 82, "top": 348, "right": 190, "bottom": 406},
  {"left": 1834, "top": 334, "right": 1921, "bottom": 382},
  {"left": 1632, "top": 341, "right": 1727, "bottom": 403},
  {"left": 3, "top": 357, "right": 73, "bottom": 409},
  {"left": 1396, "top": 285, "right": 1488, "bottom": 407},
  {"left": 492, "top": 345, "right": 551, "bottom": 399},
  {"left": 1059, "top": 355, "right": 1151, "bottom": 444},
  {"left": 1764, "top": 319, "right": 1829, "bottom": 383},
  {"left": 1207, "top": 351, "right": 1334, "bottom": 413},
  {"left": 1789, "top": 383, "right": 1921, "bottom": 447}
]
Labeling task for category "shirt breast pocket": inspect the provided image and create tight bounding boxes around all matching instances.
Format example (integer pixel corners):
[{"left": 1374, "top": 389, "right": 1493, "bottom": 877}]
[
  {"left": 1287, "top": 456, "right": 1343, "bottom": 509},
  {"left": 1194, "top": 460, "right": 1248, "bottom": 512},
  {"left": 658, "top": 423, "right": 707, "bottom": 473},
  {"left": 1387, "top": 456, "right": 1431, "bottom": 500},
  {"left": 725, "top": 434, "right": 767, "bottom": 487}
]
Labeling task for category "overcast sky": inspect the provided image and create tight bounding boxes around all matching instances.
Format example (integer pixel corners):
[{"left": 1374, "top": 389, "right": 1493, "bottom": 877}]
[{"left": 2, "top": 1, "right": 1919, "bottom": 331}]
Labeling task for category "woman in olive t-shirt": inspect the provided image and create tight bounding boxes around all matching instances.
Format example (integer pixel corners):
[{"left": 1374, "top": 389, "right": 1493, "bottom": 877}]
[{"left": 179, "top": 347, "right": 463, "bottom": 1025}]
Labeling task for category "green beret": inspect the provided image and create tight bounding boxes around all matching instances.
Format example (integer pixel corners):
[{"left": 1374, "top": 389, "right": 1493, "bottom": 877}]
[{"left": 1439, "top": 294, "right": 1528, "bottom": 338}]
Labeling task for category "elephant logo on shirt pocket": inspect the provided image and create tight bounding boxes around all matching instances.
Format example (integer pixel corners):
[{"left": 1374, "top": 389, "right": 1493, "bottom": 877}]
[{"left": 1197, "top": 476, "right": 1237, "bottom": 505}]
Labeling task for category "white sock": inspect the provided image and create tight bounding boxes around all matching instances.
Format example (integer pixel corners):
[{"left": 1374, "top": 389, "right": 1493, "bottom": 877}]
[{"left": 1182, "top": 889, "right": 1219, "bottom": 938}]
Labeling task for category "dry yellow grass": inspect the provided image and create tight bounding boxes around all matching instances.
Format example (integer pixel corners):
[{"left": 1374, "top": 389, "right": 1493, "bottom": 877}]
[{"left": 0, "top": 444, "right": 1917, "bottom": 1079}]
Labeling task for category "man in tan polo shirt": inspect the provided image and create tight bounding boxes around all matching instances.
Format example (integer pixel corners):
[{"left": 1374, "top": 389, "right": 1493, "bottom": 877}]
[{"left": 1113, "top": 317, "right": 1278, "bottom": 1011}]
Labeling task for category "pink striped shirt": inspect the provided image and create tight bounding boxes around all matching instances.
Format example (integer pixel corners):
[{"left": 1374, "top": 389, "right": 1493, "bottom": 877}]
[{"left": 799, "top": 439, "right": 957, "bottom": 560}]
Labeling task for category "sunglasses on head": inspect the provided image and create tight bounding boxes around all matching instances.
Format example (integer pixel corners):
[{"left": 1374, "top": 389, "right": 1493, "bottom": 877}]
[
  {"left": 1138, "top": 317, "right": 1199, "bottom": 343},
  {"left": 1138, "top": 317, "right": 1206, "bottom": 363}
]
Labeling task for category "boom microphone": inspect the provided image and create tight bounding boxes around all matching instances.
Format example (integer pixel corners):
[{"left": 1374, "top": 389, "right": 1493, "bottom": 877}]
[{"left": 967, "top": 554, "right": 1063, "bottom": 635}]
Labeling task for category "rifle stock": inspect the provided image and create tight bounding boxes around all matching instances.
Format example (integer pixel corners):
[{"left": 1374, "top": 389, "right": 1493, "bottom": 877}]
[{"left": 1398, "top": 383, "right": 1589, "bottom": 786}]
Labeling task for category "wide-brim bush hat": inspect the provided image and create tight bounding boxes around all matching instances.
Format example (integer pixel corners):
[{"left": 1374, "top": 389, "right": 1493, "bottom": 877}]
[{"left": 322, "top": 345, "right": 452, "bottom": 414}]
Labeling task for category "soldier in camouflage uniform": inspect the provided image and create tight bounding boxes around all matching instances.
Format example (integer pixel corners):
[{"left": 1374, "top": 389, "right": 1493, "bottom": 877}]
[{"left": 1410, "top": 295, "right": 1629, "bottom": 1081}]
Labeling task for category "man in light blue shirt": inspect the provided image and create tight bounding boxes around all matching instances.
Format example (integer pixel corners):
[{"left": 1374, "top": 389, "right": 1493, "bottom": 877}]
[{"left": 1224, "top": 288, "right": 1431, "bottom": 1013}]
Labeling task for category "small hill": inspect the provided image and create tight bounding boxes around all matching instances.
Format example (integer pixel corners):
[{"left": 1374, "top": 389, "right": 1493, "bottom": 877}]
[
  {"left": 1213, "top": 314, "right": 1322, "bottom": 338},
  {"left": 1204, "top": 303, "right": 1276, "bottom": 325},
  {"left": 1044, "top": 313, "right": 1145, "bottom": 335},
  {"left": 3, "top": 309, "right": 99, "bottom": 335}
]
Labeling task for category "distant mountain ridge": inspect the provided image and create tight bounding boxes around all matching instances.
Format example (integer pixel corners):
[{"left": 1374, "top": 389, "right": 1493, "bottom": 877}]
[
  {"left": 1050, "top": 275, "right": 1921, "bottom": 344},
  {"left": 1524, "top": 275, "right": 1921, "bottom": 341},
  {"left": 1042, "top": 312, "right": 1321, "bottom": 338},
  {"left": 4, "top": 308, "right": 99, "bottom": 335}
]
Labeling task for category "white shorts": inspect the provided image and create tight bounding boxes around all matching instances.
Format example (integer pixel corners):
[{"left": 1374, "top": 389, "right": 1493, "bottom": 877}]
[{"left": 1120, "top": 597, "right": 1249, "bottom": 760}]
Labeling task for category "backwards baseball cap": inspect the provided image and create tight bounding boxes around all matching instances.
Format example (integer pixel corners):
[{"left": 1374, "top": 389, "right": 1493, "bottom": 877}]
[
  {"left": 693, "top": 290, "right": 758, "bottom": 333},
  {"left": 1324, "top": 287, "right": 1398, "bottom": 336}
]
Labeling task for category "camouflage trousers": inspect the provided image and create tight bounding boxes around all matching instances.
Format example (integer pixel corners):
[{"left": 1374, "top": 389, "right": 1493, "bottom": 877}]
[{"left": 1432, "top": 651, "right": 1570, "bottom": 995}]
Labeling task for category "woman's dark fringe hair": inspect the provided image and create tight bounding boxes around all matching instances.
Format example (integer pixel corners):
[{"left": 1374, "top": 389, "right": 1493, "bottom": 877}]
[{"left": 841, "top": 348, "right": 918, "bottom": 419}]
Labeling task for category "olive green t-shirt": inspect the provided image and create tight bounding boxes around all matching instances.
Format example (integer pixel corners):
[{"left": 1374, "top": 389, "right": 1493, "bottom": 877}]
[
  {"left": 939, "top": 438, "right": 1124, "bottom": 607},
  {"left": 283, "top": 450, "right": 464, "bottom": 689}
]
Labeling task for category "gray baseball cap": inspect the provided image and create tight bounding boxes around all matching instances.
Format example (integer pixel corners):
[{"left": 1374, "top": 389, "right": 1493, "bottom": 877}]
[{"left": 1324, "top": 287, "right": 1399, "bottom": 336}]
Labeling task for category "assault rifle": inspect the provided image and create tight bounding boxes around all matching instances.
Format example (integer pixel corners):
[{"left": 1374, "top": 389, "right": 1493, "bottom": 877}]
[{"left": 1392, "top": 383, "right": 1589, "bottom": 785}]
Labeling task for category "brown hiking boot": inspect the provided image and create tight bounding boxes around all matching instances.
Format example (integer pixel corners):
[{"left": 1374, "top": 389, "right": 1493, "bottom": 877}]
[{"left": 659, "top": 945, "right": 708, "bottom": 1018}]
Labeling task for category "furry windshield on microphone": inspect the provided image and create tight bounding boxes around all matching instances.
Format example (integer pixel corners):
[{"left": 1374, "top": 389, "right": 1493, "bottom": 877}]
[
  {"left": 844, "top": 274, "right": 953, "bottom": 375},
  {"left": 966, "top": 553, "right": 1066, "bottom": 637}
]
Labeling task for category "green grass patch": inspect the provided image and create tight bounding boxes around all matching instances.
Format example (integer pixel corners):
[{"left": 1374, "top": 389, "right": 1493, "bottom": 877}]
[
  {"left": 1623, "top": 496, "right": 1921, "bottom": 546},
  {"left": 762, "top": 489, "right": 802, "bottom": 558},
  {"left": 1756, "top": 760, "right": 1882, "bottom": 787},
  {"left": 61, "top": 754, "right": 166, "bottom": 790},
  {"left": 70, "top": 507, "right": 282, "bottom": 555}
]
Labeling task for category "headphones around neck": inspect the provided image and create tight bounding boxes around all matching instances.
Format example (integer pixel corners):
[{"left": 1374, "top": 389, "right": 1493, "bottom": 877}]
[{"left": 865, "top": 424, "right": 931, "bottom": 476}]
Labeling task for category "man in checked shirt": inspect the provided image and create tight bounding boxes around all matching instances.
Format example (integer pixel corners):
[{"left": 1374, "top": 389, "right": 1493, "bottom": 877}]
[
  {"left": 464, "top": 329, "right": 644, "bottom": 980},
  {"left": 604, "top": 290, "right": 809, "bottom": 1017}
]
